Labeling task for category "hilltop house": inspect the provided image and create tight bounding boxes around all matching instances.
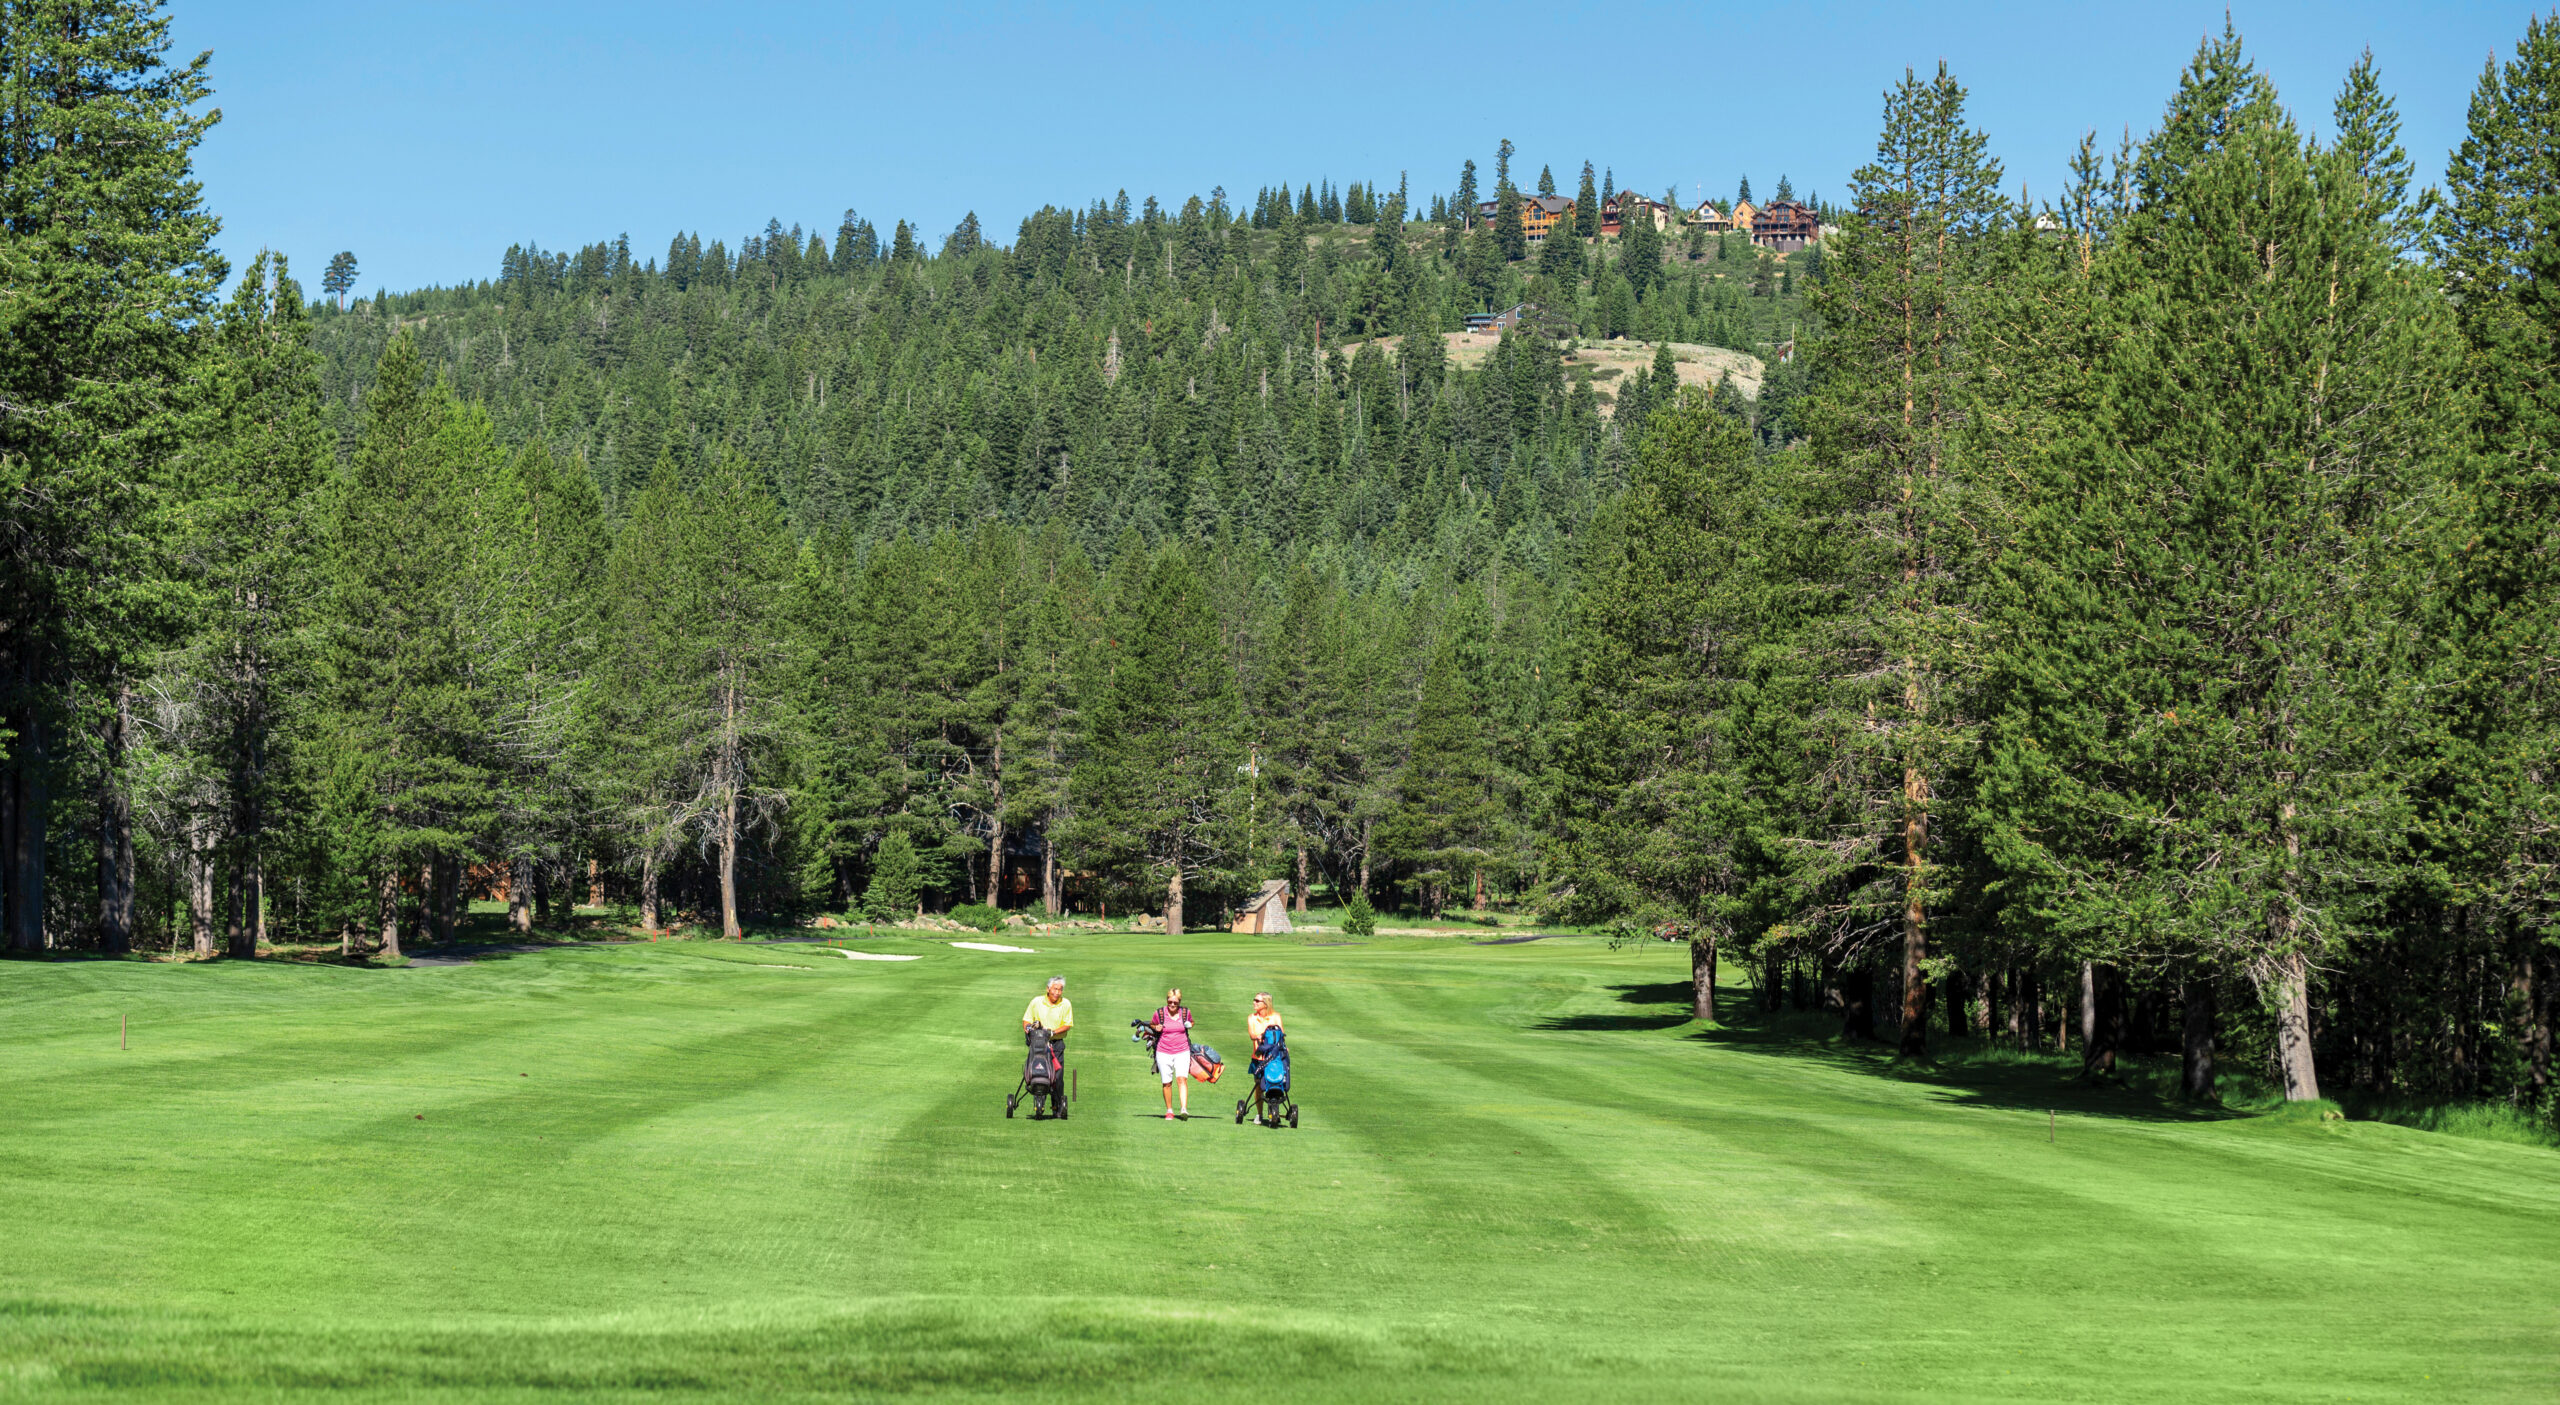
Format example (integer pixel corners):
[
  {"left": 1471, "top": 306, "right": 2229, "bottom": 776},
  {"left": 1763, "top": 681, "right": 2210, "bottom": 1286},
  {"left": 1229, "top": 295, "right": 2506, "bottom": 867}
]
[
  {"left": 1750, "top": 198, "right": 1820, "bottom": 251},
  {"left": 1690, "top": 200, "right": 1731, "bottom": 232},
  {"left": 1473, "top": 193, "right": 1575, "bottom": 240},
  {"left": 1464, "top": 302, "right": 1537, "bottom": 334},
  {"left": 1601, "top": 192, "right": 1673, "bottom": 236}
]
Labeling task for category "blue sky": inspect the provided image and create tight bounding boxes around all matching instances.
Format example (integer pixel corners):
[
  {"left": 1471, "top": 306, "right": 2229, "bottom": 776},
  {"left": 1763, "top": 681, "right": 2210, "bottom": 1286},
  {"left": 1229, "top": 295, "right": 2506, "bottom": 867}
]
[{"left": 172, "top": 0, "right": 2540, "bottom": 294}]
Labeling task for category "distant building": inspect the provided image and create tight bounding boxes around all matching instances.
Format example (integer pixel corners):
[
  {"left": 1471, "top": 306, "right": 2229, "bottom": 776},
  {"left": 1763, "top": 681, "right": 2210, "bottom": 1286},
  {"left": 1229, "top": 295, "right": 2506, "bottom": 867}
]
[
  {"left": 1728, "top": 200, "right": 1757, "bottom": 236},
  {"left": 1690, "top": 200, "right": 1731, "bottom": 232},
  {"left": 1751, "top": 198, "right": 1820, "bottom": 251},
  {"left": 1474, "top": 193, "right": 1576, "bottom": 240},
  {"left": 1464, "top": 302, "right": 1537, "bottom": 334},
  {"left": 1601, "top": 193, "right": 1673, "bottom": 236}
]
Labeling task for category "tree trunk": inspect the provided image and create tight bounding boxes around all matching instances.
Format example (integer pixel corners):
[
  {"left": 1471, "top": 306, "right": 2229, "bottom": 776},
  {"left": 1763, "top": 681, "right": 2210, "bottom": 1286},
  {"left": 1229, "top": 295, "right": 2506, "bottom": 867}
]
[
  {"left": 533, "top": 861, "right": 552, "bottom": 928},
  {"left": 429, "top": 857, "right": 456, "bottom": 946},
  {"left": 640, "top": 851, "right": 662, "bottom": 933},
  {"left": 187, "top": 812, "right": 215, "bottom": 958},
  {"left": 510, "top": 855, "right": 534, "bottom": 932},
  {"left": 1165, "top": 869, "right": 1184, "bottom": 936},
  {"left": 1293, "top": 845, "right": 1309, "bottom": 912},
  {"left": 2080, "top": 961, "right": 2122, "bottom": 1076},
  {"left": 225, "top": 851, "right": 255, "bottom": 960},
  {"left": 1762, "top": 950, "right": 1784, "bottom": 1011},
  {"left": 2529, "top": 939, "right": 2555, "bottom": 1105},
  {"left": 1472, "top": 867, "right": 1486, "bottom": 910},
  {"left": 2266, "top": 950, "right": 2321, "bottom": 1101},
  {"left": 1689, "top": 936, "right": 1716, "bottom": 1021},
  {"left": 253, "top": 861, "right": 266, "bottom": 949},
  {"left": 1898, "top": 764, "right": 1928, "bottom": 1057},
  {"left": 377, "top": 870, "right": 402, "bottom": 960},
  {"left": 987, "top": 730, "right": 1005, "bottom": 909},
  {"left": 588, "top": 855, "right": 602, "bottom": 907},
  {"left": 97, "top": 685, "right": 133, "bottom": 954},
  {"left": 6, "top": 708, "right": 47, "bottom": 954},
  {"left": 1945, "top": 967, "right": 1968, "bottom": 1040},
  {"left": 720, "top": 786, "right": 742, "bottom": 939},
  {"left": 2182, "top": 971, "right": 2217, "bottom": 1100},
  {"left": 1041, "top": 837, "right": 1061, "bottom": 917},
  {"left": 1840, "top": 967, "right": 1876, "bottom": 1040},
  {"left": 1357, "top": 817, "right": 1372, "bottom": 896},
  {"left": 2510, "top": 923, "right": 2548, "bottom": 1105}
]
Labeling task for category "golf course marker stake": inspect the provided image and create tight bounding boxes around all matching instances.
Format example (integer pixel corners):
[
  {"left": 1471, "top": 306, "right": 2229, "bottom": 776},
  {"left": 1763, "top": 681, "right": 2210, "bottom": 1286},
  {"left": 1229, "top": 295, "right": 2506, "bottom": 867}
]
[
  {"left": 2048, "top": 1111, "right": 2054, "bottom": 1143},
  {"left": 121, "top": 1015, "right": 126, "bottom": 1050},
  {"left": 1072, "top": 1069, "right": 1078, "bottom": 1102}
]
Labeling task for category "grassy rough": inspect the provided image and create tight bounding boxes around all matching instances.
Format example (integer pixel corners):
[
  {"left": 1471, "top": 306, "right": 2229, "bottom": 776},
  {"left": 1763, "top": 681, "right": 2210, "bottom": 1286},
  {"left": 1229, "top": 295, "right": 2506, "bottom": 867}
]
[{"left": 3, "top": 933, "right": 2556, "bottom": 1402}]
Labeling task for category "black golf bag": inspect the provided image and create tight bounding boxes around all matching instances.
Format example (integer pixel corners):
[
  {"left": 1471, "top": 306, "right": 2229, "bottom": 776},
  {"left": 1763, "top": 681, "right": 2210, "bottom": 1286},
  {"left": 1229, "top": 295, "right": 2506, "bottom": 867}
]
[{"left": 1008, "top": 1024, "right": 1068, "bottom": 1120}]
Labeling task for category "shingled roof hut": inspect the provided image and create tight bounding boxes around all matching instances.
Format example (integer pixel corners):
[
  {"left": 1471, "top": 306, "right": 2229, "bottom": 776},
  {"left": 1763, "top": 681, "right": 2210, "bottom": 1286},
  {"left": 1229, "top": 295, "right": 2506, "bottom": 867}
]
[{"left": 1231, "top": 879, "right": 1293, "bottom": 934}]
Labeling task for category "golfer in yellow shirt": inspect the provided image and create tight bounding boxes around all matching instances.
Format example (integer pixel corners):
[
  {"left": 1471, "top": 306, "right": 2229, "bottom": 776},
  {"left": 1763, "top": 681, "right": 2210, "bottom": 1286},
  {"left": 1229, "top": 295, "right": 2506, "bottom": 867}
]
[{"left": 1023, "top": 976, "right": 1074, "bottom": 1037}]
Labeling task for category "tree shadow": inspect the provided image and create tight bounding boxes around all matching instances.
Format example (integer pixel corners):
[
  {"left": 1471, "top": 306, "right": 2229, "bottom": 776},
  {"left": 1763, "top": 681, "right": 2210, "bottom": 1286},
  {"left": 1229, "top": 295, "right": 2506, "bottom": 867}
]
[
  {"left": 1693, "top": 993, "right": 2243, "bottom": 1125},
  {"left": 1533, "top": 981, "right": 1699, "bottom": 1033}
]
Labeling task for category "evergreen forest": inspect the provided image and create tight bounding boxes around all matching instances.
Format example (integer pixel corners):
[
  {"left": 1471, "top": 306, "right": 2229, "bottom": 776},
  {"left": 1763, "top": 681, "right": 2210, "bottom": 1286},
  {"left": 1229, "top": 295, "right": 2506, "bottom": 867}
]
[{"left": 10, "top": 2, "right": 2560, "bottom": 1133}]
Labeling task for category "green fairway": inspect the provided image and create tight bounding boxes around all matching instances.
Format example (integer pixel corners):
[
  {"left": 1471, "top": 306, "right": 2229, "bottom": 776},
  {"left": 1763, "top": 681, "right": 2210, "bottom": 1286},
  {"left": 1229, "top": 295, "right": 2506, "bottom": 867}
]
[{"left": 3, "top": 934, "right": 2554, "bottom": 1403}]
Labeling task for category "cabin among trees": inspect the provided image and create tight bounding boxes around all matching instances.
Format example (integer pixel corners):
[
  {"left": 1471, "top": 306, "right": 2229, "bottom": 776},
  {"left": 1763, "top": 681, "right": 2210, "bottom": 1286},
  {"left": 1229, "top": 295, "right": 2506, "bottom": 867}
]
[
  {"left": 1689, "top": 200, "right": 1731, "bottom": 231},
  {"left": 1751, "top": 198, "right": 1821, "bottom": 251},
  {"left": 1463, "top": 302, "right": 1537, "bottom": 334},
  {"left": 1727, "top": 199, "right": 1757, "bottom": 235}
]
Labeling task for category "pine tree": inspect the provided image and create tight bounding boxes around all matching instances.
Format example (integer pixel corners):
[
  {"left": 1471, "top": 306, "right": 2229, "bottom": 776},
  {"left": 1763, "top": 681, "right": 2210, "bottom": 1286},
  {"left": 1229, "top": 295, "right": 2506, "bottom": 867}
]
[
  {"left": 860, "top": 830, "right": 923, "bottom": 920},
  {"left": 2396, "top": 17, "right": 2560, "bottom": 1098},
  {"left": 485, "top": 441, "right": 605, "bottom": 933},
  {"left": 1551, "top": 390, "right": 1790, "bottom": 1017},
  {"left": 1987, "top": 28, "right": 2456, "bottom": 1097},
  {"left": 177, "top": 254, "right": 327, "bottom": 958},
  {"left": 1495, "top": 184, "right": 1528, "bottom": 262},
  {"left": 1576, "top": 161, "right": 1600, "bottom": 239},
  {"left": 1380, "top": 639, "right": 1501, "bottom": 916},
  {"left": 1537, "top": 164, "right": 1556, "bottom": 197},
  {"left": 307, "top": 335, "right": 504, "bottom": 957},
  {"left": 322, "top": 251, "right": 358, "bottom": 309},
  {"left": 595, "top": 461, "right": 692, "bottom": 932},
  {"left": 0, "top": 0, "right": 223, "bottom": 954},
  {"left": 1802, "top": 63, "right": 2006, "bottom": 1055},
  {"left": 1069, "top": 550, "right": 1241, "bottom": 933}
]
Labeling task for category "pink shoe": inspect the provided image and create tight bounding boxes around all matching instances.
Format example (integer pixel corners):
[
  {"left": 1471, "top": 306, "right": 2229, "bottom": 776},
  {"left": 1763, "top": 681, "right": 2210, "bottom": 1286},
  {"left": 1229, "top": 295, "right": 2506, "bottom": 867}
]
[{"left": 1163, "top": 1112, "right": 1175, "bottom": 1120}]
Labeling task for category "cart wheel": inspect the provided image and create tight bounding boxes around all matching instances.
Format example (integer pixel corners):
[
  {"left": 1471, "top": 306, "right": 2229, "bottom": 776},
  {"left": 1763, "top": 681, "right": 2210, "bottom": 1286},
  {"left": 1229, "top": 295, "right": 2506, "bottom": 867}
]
[
  {"left": 1288, "top": 1105, "right": 1299, "bottom": 1128},
  {"left": 1006, "top": 1095, "right": 1017, "bottom": 1118}
]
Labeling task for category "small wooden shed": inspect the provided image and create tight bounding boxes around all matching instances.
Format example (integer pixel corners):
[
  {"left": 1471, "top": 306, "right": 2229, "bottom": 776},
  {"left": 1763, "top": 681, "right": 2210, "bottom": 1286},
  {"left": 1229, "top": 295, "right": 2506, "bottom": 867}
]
[{"left": 1231, "top": 879, "right": 1293, "bottom": 934}]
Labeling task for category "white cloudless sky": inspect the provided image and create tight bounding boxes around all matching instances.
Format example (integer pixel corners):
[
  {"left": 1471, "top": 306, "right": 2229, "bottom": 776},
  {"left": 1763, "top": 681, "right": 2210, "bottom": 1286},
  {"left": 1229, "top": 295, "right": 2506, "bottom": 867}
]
[{"left": 169, "top": 0, "right": 2539, "bottom": 293}]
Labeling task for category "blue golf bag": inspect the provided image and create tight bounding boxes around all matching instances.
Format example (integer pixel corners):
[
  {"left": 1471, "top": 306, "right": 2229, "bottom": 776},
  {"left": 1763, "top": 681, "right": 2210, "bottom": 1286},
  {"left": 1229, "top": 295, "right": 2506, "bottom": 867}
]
[{"left": 1235, "top": 1024, "right": 1298, "bottom": 1128}]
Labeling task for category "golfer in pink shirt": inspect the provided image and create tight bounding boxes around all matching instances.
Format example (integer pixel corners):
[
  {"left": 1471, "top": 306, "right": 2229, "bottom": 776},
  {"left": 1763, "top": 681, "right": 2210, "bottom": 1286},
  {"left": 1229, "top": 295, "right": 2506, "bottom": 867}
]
[{"left": 1150, "top": 988, "right": 1195, "bottom": 1120}]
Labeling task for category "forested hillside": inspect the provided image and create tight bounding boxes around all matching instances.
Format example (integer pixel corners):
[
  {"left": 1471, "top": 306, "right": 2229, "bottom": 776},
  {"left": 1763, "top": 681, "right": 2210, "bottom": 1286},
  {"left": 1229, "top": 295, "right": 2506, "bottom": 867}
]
[
  {"left": 306, "top": 187, "right": 1805, "bottom": 548},
  {"left": 6, "top": 2, "right": 2557, "bottom": 1131}
]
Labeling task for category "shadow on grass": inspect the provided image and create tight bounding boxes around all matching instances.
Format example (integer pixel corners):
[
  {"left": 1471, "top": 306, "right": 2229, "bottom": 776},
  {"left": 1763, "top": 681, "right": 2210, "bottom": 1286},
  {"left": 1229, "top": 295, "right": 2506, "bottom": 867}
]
[
  {"left": 1672, "top": 986, "right": 2245, "bottom": 1125},
  {"left": 1533, "top": 981, "right": 1701, "bottom": 1034}
]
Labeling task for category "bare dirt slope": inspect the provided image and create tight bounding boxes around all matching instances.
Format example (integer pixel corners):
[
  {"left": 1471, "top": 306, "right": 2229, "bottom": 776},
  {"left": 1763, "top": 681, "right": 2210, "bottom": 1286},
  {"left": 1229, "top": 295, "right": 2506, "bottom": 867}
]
[{"left": 1418, "top": 333, "right": 1764, "bottom": 408}]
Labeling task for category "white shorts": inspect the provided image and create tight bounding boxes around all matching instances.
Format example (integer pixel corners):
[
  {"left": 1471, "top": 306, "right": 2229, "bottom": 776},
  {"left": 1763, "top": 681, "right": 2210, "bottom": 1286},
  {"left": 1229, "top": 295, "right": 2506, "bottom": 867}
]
[{"left": 1156, "top": 1048, "right": 1193, "bottom": 1083}]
